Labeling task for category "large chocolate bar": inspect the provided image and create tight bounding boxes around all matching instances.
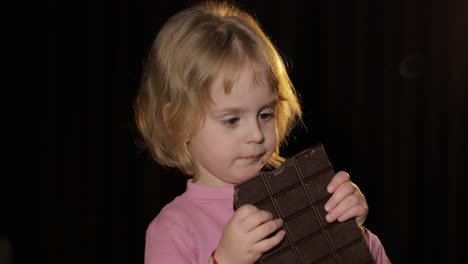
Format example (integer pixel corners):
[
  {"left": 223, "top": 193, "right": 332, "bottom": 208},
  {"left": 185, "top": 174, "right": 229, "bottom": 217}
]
[{"left": 234, "top": 144, "right": 373, "bottom": 263}]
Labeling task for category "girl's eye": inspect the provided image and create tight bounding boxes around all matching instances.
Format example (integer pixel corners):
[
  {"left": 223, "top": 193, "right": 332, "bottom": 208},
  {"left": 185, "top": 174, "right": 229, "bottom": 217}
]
[
  {"left": 222, "top": 117, "right": 240, "bottom": 126},
  {"left": 259, "top": 112, "right": 274, "bottom": 121}
]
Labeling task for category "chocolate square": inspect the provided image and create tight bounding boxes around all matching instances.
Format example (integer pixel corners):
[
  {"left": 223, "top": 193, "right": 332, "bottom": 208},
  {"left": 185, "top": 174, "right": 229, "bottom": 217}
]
[{"left": 234, "top": 144, "right": 373, "bottom": 263}]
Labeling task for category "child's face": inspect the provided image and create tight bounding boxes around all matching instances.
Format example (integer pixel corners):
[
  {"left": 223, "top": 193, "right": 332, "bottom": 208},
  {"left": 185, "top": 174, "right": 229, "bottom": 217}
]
[{"left": 187, "top": 64, "right": 277, "bottom": 187}]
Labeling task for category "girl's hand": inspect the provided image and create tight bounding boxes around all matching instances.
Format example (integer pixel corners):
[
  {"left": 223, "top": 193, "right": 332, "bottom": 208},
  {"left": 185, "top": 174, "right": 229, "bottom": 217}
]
[
  {"left": 324, "top": 171, "right": 368, "bottom": 227},
  {"left": 213, "top": 204, "right": 285, "bottom": 264}
]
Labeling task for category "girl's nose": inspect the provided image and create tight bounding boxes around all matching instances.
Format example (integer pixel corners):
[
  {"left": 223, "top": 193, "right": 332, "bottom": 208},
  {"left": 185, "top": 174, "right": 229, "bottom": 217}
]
[{"left": 247, "top": 120, "right": 264, "bottom": 143}]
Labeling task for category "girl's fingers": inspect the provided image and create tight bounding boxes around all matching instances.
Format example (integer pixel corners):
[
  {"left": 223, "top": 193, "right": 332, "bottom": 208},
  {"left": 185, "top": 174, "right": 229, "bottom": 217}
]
[
  {"left": 336, "top": 204, "right": 368, "bottom": 227},
  {"left": 250, "top": 218, "right": 283, "bottom": 241},
  {"left": 253, "top": 229, "right": 286, "bottom": 253},
  {"left": 326, "top": 195, "right": 368, "bottom": 225},
  {"left": 241, "top": 210, "right": 274, "bottom": 232},
  {"left": 325, "top": 181, "right": 356, "bottom": 212},
  {"left": 233, "top": 204, "right": 259, "bottom": 221},
  {"left": 327, "top": 171, "right": 350, "bottom": 193},
  {"left": 326, "top": 194, "right": 355, "bottom": 222}
]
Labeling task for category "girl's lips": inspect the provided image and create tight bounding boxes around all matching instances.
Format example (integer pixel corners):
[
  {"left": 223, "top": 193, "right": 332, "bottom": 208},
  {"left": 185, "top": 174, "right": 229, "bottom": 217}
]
[{"left": 244, "top": 153, "right": 264, "bottom": 160}]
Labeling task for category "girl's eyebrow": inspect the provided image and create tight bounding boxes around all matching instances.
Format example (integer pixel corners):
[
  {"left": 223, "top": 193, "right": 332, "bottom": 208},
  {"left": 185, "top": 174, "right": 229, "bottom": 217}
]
[
  {"left": 262, "top": 100, "right": 278, "bottom": 109},
  {"left": 212, "top": 99, "right": 278, "bottom": 115}
]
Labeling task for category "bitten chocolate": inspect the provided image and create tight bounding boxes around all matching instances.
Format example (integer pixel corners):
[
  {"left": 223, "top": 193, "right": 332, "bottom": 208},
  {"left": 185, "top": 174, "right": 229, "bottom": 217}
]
[{"left": 234, "top": 144, "right": 373, "bottom": 264}]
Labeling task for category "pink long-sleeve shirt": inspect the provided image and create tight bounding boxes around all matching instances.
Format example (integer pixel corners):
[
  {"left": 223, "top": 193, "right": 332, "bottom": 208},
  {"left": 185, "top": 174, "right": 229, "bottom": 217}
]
[{"left": 145, "top": 181, "right": 390, "bottom": 263}]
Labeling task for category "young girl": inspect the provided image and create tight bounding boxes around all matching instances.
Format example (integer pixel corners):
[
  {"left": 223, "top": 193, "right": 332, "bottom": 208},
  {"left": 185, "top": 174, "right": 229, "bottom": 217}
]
[{"left": 134, "top": 1, "right": 390, "bottom": 263}]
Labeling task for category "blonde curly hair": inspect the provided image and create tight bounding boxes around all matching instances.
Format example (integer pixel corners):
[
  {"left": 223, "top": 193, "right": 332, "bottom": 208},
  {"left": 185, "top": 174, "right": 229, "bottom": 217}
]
[{"left": 134, "top": 1, "right": 302, "bottom": 175}]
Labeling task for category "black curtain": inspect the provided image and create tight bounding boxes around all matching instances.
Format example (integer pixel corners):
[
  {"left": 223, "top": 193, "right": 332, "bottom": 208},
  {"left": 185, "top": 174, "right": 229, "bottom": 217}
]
[{"left": 5, "top": 0, "right": 467, "bottom": 263}]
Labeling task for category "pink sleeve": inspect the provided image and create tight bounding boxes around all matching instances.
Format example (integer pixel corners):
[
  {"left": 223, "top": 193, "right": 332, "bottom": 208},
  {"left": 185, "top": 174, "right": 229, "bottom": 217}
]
[
  {"left": 144, "top": 218, "right": 198, "bottom": 264},
  {"left": 362, "top": 227, "right": 391, "bottom": 264}
]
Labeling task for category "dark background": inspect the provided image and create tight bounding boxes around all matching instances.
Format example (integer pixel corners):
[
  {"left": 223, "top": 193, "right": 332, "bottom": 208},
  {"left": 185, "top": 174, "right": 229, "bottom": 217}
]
[{"left": 4, "top": 0, "right": 467, "bottom": 263}]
